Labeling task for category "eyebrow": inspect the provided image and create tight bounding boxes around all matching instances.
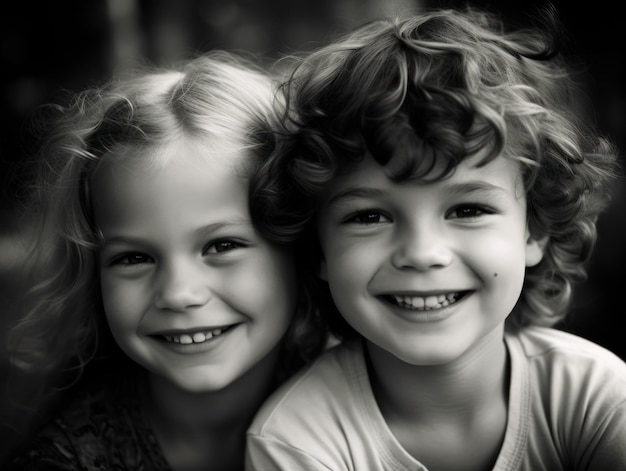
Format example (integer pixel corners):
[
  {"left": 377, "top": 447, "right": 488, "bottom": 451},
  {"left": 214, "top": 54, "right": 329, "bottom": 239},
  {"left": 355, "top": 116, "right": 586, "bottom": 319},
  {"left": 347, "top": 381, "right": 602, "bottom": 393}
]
[
  {"left": 324, "top": 187, "right": 388, "bottom": 207},
  {"left": 444, "top": 181, "right": 509, "bottom": 197},
  {"left": 324, "top": 180, "right": 509, "bottom": 208}
]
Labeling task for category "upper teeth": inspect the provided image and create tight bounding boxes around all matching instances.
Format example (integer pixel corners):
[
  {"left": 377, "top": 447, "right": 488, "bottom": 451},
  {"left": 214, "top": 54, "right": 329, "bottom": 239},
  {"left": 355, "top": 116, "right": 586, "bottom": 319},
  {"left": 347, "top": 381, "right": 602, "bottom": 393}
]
[
  {"left": 392, "top": 293, "right": 458, "bottom": 310},
  {"left": 164, "top": 328, "right": 225, "bottom": 344}
]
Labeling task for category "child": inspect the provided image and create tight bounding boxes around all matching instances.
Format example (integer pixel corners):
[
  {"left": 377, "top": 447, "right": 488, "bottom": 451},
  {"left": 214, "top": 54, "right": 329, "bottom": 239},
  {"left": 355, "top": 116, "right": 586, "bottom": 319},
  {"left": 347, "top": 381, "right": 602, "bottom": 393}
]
[
  {"left": 245, "top": 6, "right": 626, "bottom": 471},
  {"left": 4, "top": 51, "right": 326, "bottom": 470}
]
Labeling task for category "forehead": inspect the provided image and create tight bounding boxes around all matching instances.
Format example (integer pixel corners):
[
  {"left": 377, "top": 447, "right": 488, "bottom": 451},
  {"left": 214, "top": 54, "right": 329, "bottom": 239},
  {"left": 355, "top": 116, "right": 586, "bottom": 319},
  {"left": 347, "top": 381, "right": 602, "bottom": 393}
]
[
  {"left": 95, "top": 134, "right": 251, "bottom": 174},
  {"left": 323, "top": 151, "right": 525, "bottom": 202},
  {"left": 90, "top": 137, "right": 253, "bottom": 228}
]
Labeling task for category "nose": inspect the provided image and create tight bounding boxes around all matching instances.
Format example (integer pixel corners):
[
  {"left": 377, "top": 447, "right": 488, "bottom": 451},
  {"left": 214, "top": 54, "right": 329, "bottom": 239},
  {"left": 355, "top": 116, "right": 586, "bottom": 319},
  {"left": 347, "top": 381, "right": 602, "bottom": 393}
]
[
  {"left": 154, "top": 259, "right": 211, "bottom": 311},
  {"left": 390, "top": 222, "right": 453, "bottom": 271}
]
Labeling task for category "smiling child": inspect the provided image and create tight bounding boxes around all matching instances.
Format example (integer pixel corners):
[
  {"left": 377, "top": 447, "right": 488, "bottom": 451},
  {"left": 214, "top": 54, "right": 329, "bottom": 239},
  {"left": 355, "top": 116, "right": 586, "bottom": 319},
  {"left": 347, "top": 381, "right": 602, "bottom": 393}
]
[
  {"left": 6, "top": 51, "right": 326, "bottom": 471},
  {"left": 245, "top": 6, "right": 626, "bottom": 470}
]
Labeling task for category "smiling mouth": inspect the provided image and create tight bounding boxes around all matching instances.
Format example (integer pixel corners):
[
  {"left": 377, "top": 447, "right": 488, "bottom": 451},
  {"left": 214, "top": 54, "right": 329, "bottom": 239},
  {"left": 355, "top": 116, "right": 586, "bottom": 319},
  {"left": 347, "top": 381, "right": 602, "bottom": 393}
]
[
  {"left": 385, "top": 292, "right": 468, "bottom": 311},
  {"left": 160, "top": 325, "right": 237, "bottom": 344}
]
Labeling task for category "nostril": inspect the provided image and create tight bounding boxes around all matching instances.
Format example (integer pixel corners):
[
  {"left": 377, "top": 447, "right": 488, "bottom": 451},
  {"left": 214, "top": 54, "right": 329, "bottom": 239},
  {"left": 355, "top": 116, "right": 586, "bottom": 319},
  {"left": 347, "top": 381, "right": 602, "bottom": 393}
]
[
  {"left": 154, "top": 286, "right": 211, "bottom": 311},
  {"left": 391, "top": 250, "right": 453, "bottom": 271},
  {"left": 153, "top": 262, "right": 213, "bottom": 310}
]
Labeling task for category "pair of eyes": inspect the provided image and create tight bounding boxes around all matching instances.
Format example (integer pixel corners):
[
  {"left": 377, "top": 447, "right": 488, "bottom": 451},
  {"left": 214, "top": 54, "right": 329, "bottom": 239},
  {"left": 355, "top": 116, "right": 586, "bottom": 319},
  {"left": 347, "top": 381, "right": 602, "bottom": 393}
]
[
  {"left": 344, "top": 205, "right": 492, "bottom": 224},
  {"left": 108, "top": 240, "right": 242, "bottom": 266}
]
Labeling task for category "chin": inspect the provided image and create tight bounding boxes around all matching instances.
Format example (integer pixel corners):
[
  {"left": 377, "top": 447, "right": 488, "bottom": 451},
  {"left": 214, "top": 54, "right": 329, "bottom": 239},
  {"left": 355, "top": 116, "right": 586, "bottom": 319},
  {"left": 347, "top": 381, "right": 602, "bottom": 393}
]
[
  {"left": 391, "top": 346, "right": 465, "bottom": 367},
  {"left": 175, "top": 377, "right": 235, "bottom": 394}
]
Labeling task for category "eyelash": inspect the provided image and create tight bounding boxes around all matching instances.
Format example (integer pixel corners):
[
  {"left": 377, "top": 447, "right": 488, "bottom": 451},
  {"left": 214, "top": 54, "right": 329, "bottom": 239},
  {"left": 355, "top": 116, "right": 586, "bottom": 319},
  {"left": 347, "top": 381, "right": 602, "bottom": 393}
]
[
  {"left": 447, "top": 204, "right": 495, "bottom": 219},
  {"left": 343, "top": 204, "right": 495, "bottom": 225},
  {"left": 107, "top": 239, "right": 245, "bottom": 266},
  {"left": 204, "top": 239, "right": 244, "bottom": 254},
  {"left": 109, "top": 253, "right": 154, "bottom": 266},
  {"left": 344, "top": 210, "right": 392, "bottom": 225}
]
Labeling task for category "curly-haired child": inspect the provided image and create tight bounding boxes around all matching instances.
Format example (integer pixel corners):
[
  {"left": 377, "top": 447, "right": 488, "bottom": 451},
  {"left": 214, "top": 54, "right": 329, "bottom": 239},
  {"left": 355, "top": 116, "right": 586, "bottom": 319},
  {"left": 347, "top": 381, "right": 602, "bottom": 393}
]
[{"left": 245, "top": 6, "right": 626, "bottom": 470}]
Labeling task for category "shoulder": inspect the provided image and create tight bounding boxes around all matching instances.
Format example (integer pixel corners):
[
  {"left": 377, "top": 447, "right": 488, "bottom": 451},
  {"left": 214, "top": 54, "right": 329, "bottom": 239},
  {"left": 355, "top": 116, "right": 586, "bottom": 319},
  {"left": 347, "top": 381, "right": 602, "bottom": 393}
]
[
  {"left": 246, "top": 340, "right": 387, "bottom": 469},
  {"left": 7, "top": 424, "right": 81, "bottom": 470},
  {"left": 249, "top": 340, "right": 365, "bottom": 438},
  {"left": 8, "top": 376, "right": 166, "bottom": 470},
  {"left": 508, "top": 325, "right": 626, "bottom": 370},
  {"left": 507, "top": 325, "right": 626, "bottom": 411},
  {"left": 7, "top": 387, "right": 111, "bottom": 470},
  {"left": 504, "top": 328, "right": 626, "bottom": 468}
]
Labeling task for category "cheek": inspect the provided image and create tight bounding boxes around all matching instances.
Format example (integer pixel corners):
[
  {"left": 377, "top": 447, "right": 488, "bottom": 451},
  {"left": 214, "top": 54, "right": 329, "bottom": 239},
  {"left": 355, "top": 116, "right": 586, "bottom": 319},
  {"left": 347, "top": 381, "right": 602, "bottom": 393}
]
[
  {"left": 471, "top": 234, "right": 528, "bottom": 307},
  {"left": 100, "top": 274, "right": 141, "bottom": 329},
  {"left": 467, "top": 225, "right": 528, "bottom": 270},
  {"left": 233, "top": 251, "right": 298, "bottom": 325},
  {"left": 324, "top": 244, "right": 374, "bottom": 310},
  {"left": 325, "top": 243, "right": 366, "bottom": 284},
  {"left": 100, "top": 275, "right": 119, "bottom": 315}
]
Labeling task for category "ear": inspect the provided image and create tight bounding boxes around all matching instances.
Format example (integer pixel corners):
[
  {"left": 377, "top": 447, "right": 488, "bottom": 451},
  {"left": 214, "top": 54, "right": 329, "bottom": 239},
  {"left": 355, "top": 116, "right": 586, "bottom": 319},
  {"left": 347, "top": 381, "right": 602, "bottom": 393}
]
[
  {"left": 525, "top": 232, "right": 547, "bottom": 268},
  {"left": 318, "top": 257, "right": 328, "bottom": 281}
]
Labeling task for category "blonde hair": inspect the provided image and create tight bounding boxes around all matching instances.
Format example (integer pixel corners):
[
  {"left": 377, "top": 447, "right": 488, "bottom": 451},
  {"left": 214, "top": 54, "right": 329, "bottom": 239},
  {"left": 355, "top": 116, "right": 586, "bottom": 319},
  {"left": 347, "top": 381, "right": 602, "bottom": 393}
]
[{"left": 9, "top": 51, "right": 325, "bottom": 399}]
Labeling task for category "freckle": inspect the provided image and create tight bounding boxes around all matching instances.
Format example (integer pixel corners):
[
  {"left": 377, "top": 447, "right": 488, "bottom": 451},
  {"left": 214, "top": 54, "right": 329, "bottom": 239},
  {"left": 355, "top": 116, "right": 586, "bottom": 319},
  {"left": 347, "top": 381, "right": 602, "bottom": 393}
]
[{"left": 493, "top": 273, "right": 498, "bottom": 277}]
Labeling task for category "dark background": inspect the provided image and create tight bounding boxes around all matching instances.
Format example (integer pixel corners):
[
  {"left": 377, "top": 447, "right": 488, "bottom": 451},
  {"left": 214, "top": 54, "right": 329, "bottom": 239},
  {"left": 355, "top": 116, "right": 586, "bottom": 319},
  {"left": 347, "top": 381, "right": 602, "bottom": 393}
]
[{"left": 0, "top": 0, "right": 624, "bottom": 460}]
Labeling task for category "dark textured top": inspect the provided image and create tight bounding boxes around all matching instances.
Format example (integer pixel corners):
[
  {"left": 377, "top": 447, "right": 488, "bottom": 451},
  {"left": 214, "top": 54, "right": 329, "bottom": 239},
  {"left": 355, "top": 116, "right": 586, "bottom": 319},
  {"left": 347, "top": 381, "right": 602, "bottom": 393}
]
[{"left": 7, "top": 372, "right": 172, "bottom": 470}]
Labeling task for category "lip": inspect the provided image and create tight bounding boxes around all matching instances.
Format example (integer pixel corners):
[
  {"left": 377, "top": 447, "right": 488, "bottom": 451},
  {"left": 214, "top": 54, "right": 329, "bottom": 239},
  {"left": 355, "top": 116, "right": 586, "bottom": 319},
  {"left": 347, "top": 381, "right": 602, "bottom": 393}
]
[
  {"left": 152, "top": 323, "right": 238, "bottom": 338},
  {"left": 148, "top": 323, "right": 241, "bottom": 354},
  {"left": 381, "top": 288, "right": 468, "bottom": 297},
  {"left": 379, "top": 291, "right": 472, "bottom": 323}
]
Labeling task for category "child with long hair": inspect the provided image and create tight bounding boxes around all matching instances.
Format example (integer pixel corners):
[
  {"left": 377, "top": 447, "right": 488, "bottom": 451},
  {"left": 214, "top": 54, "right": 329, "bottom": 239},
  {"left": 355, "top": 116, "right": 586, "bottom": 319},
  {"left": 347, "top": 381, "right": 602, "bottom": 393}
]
[
  {"left": 245, "top": 6, "right": 626, "bottom": 470},
  {"left": 4, "top": 50, "right": 326, "bottom": 470}
]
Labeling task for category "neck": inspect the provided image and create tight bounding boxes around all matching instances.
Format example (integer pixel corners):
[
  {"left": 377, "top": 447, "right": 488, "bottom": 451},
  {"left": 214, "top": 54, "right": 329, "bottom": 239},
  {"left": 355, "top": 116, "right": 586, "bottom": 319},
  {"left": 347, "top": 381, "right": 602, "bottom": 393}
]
[
  {"left": 145, "top": 347, "right": 281, "bottom": 470},
  {"left": 367, "top": 327, "right": 509, "bottom": 424},
  {"left": 148, "top": 349, "right": 279, "bottom": 433}
]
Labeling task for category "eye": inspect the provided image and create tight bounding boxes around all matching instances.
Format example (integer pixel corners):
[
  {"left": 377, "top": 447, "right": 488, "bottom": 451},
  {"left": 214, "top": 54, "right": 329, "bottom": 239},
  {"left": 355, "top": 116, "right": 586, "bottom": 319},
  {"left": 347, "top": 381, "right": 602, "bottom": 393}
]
[
  {"left": 204, "top": 240, "right": 243, "bottom": 254},
  {"left": 447, "top": 204, "right": 493, "bottom": 219},
  {"left": 110, "top": 253, "right": 154, "bottom": 266},
  {"left": 345, "top": 210, "right": 392, "bottom": 225}
]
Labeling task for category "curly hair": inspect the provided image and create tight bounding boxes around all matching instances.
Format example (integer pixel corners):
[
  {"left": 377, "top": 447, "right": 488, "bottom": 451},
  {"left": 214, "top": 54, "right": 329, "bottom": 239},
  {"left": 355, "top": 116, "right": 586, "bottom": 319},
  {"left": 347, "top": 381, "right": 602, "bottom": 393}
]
[
  {"left": 249, "top": 5, "right": 619, "bottom": 339},
  {"left": 9, "top": 51, "right": 327, "bottom": 398}
]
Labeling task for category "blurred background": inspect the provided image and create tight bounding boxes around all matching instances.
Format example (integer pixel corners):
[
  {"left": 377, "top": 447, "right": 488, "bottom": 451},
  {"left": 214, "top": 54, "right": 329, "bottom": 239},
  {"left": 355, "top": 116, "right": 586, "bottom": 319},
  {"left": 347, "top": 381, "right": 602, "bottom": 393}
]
[{"left": 0, "top": 0, "right": 624, "bottom": 459}]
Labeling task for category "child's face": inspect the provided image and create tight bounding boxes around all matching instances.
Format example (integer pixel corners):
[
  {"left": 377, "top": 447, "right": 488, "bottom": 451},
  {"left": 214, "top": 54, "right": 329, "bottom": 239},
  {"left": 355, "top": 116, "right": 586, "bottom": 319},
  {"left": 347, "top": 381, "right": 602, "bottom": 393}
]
[
  {"left": 316, "top": 151, "right": 544, "bottom": 366},
  {"left": 91, "top": 139, "right": 297, "bottom": 392}
]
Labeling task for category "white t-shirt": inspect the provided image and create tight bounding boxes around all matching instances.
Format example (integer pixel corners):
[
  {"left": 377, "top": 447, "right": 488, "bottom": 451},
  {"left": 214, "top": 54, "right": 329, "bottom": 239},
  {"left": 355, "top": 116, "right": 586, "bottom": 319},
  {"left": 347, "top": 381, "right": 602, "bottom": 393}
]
[{"left": 246, "top": 326, "right": 626, "bottom": 470}]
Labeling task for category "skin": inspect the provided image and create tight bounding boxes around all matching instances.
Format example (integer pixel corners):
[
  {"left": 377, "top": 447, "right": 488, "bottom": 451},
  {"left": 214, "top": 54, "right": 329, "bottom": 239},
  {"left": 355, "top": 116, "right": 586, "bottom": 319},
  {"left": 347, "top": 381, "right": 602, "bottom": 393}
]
[
  {"left": 316, "top": 151, "right": 544, "bottom": 470},
  {"left": 90, "top": 137, "right": 297, "bottom": 469}
]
